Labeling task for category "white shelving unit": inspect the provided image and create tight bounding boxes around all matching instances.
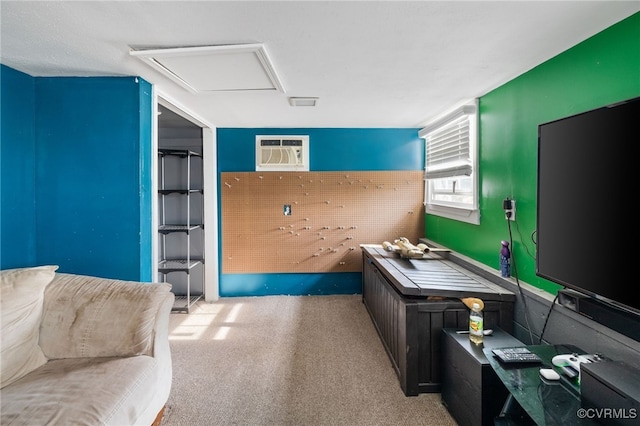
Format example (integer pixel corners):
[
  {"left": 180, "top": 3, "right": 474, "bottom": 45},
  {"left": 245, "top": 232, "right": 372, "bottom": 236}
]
[{"left": 158, "top": 148, "right": 204, "bottom": 313}]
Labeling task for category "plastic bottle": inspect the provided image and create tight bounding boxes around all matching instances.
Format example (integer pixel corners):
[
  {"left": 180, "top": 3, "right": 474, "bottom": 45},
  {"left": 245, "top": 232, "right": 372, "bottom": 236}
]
[
  {"left": 500, "top": 240, "right": 511, "bottom": 278},
  {"left": 469, "top": 303, "right": 484, "bottom": 345}
]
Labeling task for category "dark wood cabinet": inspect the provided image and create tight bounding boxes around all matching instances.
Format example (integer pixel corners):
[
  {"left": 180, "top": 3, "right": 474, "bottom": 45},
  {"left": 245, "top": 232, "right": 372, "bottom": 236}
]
[
  {"left": 361, "top": 245, "right": 515, "bottom": 396},
  {"left": 441, "top": 328, "right": 524, "bottom": 426}
]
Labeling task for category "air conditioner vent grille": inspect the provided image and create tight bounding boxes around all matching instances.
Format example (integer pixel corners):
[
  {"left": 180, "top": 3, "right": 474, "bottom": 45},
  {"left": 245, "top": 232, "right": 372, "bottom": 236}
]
[{"left": 260, "top": 139, "right": 282, "bottom": 146}]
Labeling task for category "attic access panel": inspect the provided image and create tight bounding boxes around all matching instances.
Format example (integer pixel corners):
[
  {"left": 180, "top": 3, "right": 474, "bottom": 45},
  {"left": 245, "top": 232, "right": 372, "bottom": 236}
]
[{"left": 130, "top": 43, "right": 285, "bottom": 93}]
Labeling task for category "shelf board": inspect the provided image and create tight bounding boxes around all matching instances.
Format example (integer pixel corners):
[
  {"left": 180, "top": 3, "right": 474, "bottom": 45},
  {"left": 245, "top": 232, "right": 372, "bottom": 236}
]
[
  {"left": 158, "top": 189, "right": 203, "bottom": 195},
  {"left": 158, "top": 259, "right": 203, "bottom": 273},
  {"left": 158, "top": 224, "right": 203, "bottom": 234},
  {"left": 159, "top": 149, "right": 203, "bottom": 158},
  {"left": 172, "top": 294, "right": 203, "bottom": 313}
]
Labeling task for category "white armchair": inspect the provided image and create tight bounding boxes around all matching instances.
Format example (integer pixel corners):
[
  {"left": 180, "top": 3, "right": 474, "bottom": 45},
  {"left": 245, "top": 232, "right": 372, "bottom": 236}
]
[{"left": 1, "top": 266, "right": 174, "bottom": 426}]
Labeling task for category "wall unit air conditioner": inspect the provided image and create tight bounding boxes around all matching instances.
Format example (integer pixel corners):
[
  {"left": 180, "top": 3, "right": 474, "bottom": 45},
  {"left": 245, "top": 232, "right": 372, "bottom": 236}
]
[{"left": 256, "top": 135, "right": 309, "bottom": 171}]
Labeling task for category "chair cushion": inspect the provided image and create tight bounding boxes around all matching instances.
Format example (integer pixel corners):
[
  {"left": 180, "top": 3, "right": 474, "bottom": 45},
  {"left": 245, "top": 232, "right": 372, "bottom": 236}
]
[
  {"left": 0, "top": 265, "right": 58, "bottom": 388},
  {"left": 0, "top": 356, "right": 160, "bottom": 426}
]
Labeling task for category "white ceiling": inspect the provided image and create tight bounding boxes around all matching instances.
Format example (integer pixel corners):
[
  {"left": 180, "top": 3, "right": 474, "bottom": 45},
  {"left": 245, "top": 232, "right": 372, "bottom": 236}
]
[{"left": 2, "top": 1, "right": 638, "bottom": 129}]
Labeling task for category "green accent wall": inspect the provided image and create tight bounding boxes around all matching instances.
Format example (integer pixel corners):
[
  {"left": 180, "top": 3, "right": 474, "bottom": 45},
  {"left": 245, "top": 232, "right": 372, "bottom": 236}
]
[{"left": 426, "top": 12, "right": 640, "bottom": 294}]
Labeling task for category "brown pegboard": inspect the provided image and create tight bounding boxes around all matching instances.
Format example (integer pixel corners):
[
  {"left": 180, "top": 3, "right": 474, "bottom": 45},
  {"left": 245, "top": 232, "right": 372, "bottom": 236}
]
[{"left": 221, "top": 171, "right": 424, "bottom": 273}]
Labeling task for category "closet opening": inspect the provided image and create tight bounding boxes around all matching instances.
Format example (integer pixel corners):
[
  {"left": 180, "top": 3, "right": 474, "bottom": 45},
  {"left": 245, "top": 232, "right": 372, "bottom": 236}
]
[{"left": 155, "top": 100, "right": 216, "bottom": 312}]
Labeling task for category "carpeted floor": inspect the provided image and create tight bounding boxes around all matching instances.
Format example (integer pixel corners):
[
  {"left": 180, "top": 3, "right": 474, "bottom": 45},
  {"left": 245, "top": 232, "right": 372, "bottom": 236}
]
[{"left": 161, "top": 295, "right": 457, "bottom": 426}]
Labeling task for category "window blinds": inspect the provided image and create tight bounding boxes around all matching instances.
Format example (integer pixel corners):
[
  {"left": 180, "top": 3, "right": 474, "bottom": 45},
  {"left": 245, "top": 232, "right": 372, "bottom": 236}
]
[{"left": 420, "top": 105, "right": 475, "bottom": 179}]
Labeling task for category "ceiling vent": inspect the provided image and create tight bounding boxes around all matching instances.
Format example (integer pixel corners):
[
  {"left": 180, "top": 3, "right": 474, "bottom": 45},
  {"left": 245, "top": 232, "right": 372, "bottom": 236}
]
[
  {"left": 130, "top": 43, "right": 285, "bottom": 94},
  {"left": 256, "top": 136, "right": 309, "bottom": 171},
  {"left": 289, "top": 97, "right": 318, "bottom": 107}
]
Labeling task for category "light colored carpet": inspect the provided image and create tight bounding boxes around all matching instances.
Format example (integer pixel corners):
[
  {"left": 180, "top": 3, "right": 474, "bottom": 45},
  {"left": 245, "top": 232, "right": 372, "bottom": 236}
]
[{"left": 162, "top": 295, "right": 457, "bottom": 426}]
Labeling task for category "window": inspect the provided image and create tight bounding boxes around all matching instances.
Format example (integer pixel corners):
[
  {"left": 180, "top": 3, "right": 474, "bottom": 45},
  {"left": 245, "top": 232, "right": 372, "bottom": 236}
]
[{"left": 419, "top": 100, "right": 479, "bottom": 224}]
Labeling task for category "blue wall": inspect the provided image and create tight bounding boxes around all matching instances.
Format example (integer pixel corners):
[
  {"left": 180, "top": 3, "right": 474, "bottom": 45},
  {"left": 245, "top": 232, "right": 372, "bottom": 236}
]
[
  {"left": 218, "top": 128, "right": 422, "bottom": 172},
  {"left": 1, "top": 65, "right": 37, "bottom": 268},
  {"left": 217, "top": 128, "right": 423, "bottom": 296},
  {"left": 0, "top": 68, "right": 154, "bottom": 281}
]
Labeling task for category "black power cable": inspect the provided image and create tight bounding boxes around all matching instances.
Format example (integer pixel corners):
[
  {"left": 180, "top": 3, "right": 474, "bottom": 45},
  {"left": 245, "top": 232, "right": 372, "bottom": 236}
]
[
  {"left": 505, "top": 209, "right": 536, "bottom": 345},
  {"left": 538, "top": 292, "right": 559, "bottom": 344},
  {"left": 505, "top": 210, "right": 557, "bottom": 344}
]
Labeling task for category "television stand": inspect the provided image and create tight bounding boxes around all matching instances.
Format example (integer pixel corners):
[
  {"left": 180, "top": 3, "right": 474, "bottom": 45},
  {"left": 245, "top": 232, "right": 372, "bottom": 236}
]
[
  {"left": 558, "top": 289, "right": 640, "bottom": 341},
  {"left": 484, "top": 343, "right": 600, "bottom": 425}
]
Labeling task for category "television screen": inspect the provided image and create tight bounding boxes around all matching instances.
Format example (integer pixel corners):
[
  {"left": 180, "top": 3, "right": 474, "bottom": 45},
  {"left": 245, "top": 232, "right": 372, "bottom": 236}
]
[{"left": 536, "top": 96, "right": 640, "bottom": 313}]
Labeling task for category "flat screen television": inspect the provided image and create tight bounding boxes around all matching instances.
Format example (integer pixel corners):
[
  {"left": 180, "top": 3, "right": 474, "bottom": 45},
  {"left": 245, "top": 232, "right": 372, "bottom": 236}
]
[{"left": 536, "top": 96, "right": 640, "bottom": 322}]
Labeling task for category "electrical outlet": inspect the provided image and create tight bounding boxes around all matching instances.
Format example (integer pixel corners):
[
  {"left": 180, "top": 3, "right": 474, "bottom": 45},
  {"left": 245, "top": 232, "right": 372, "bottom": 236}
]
[{"left": 504, "top": 199, "right": 516, "bottom": 221}]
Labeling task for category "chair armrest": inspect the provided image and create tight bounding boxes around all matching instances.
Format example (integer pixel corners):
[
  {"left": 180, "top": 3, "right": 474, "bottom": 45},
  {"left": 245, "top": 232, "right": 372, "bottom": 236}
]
[{"left": 150, "top": 290, "right": 175, "bottom": 365}]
